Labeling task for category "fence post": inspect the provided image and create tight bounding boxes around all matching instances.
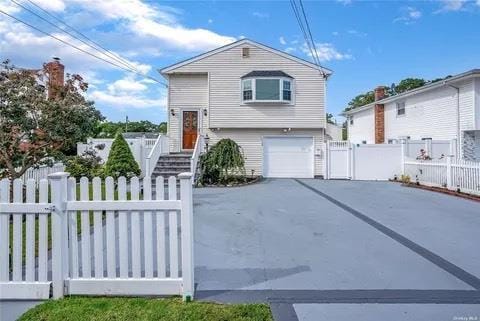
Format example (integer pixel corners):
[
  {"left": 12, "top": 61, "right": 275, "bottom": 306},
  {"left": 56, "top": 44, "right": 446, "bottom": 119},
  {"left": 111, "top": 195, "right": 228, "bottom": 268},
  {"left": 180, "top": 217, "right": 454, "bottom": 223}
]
[
  {"left": 179, "top": 172, "right": 194, "bottom": 301},
  {"left": 400, "top": 141, "right": 406, "bottom": 175},
  {"left": 450, "top": 139, "right": 458, "bottom": 158},
  {"left": 48, "top": 172, "right": 69, "bottom": 299},
  {"left": 446, "top": 156, "right": 453, "bottom": 190},
  {"left": 325, "top": 142, "right": 330, "bottom": 180}
]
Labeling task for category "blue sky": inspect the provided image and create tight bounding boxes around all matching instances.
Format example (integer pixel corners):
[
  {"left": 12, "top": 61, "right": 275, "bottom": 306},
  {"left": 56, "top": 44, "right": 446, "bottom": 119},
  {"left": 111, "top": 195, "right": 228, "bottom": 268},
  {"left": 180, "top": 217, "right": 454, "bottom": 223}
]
[{"left": 1, "top": 0, "right": 479, "bottom": 124}]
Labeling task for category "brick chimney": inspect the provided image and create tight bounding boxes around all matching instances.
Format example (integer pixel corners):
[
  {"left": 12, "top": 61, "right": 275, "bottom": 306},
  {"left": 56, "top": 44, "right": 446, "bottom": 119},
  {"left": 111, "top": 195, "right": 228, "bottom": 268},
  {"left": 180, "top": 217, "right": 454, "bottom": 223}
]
[
  {"left": 374, "top": 86, "right": 386, "bottom": 144},
  {"left": 45, "top": 57, "right": 64, "bottom": 100}
]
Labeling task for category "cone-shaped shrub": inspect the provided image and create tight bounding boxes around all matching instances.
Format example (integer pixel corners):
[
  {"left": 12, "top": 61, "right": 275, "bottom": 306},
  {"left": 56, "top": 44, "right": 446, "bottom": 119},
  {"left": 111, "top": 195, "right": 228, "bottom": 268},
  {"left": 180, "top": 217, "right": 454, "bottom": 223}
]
[{"left": 104, "top": 132, "right": 141, "bottom": 179}]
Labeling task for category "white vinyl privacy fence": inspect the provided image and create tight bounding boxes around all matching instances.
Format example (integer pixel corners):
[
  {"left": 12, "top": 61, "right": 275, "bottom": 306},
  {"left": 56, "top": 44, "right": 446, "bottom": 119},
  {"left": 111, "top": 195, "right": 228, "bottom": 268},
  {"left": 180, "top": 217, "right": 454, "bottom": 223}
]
[
  {"left": 20, "top": 163, "right": 65, "bottom": 184},
  {"left": 0, "top": 172, "right": 194, "bottom": 300},
  {"left": 327, "top": 139, "right": 480, "bottom": 196}
]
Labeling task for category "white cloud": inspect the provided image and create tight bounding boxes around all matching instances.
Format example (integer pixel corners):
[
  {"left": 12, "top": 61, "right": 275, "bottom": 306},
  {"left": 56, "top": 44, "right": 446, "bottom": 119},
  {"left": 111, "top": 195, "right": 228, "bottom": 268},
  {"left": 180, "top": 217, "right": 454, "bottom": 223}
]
[
  {"left": 75, "top": 0, "right": 236, "bottom": 52},
  {"left": 89, "top": 90, "right": 167, "bottom": 110},
  {"left": 394, "top": 7, "right": 422, "bottom": 24},
  {"left": 252, "top": 11, "right": 269, "bottom": 19},
  {"left": 284, "top": 47, "right": 297, "bottom": 54},
  {"left": 301, "top": 43, "right": 353, "bottom": 62},
  {"left": 0, "top": 1, "right": 21, "bottom": 14},
  {"left": 279, "top": 36, "right": 287, "bottom": 45},
  {"left": 477, "top": 0, "right": 480, "bottom": 6},
  {"left": 30, "top": 0, "right": 66, "bottom": 12},
  {"left": 435, "top": 0, "right": 467, "bottom": 13},
  {"left": 108, "top": 77, "right": 148, "bottom": 94},
  {"left": 347, "top": 29, "right": 368, "bottom": 37}
]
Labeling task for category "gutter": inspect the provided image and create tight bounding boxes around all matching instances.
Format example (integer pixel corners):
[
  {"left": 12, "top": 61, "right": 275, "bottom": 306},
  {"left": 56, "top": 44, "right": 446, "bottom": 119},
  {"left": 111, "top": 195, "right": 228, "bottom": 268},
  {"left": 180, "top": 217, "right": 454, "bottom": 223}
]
[
  {"left": 341, "top": 69, "right": 480, "bottom": 116},
  {"left": 448, "top": 84, "right": 461, "bottom": 157}
]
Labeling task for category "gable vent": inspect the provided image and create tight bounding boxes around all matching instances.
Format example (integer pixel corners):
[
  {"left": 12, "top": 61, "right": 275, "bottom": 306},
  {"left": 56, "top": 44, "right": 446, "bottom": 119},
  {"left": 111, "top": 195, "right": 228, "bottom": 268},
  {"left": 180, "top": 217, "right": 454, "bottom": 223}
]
[{"left": 242, "top": 47, "right": 250, "bottom": 58}]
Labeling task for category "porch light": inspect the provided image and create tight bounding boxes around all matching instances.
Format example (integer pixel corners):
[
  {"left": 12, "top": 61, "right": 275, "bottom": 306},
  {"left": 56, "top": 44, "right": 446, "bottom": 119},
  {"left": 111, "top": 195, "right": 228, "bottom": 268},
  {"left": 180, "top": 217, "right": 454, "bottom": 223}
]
[
  {"left": 170, "top": 109, "right": 175, "bottom": 116},
  {"left": 203, "top": 108, "right": 208, "bottom": 116}
]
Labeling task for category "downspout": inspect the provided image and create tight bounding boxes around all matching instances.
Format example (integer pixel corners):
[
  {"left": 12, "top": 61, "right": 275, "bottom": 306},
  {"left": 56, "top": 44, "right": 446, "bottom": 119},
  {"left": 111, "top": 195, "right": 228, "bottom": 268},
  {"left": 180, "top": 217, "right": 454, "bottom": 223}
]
[{"left": 448, "top": 84, "right": 461, "bottom": 157}]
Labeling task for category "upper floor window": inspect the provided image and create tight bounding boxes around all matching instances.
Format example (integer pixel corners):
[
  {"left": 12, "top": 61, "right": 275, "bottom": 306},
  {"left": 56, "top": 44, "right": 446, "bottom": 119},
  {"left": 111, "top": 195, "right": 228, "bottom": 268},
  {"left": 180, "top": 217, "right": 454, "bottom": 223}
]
[
  {"left": 241, "top": 70, "right": 293, "bottom": 103},
  {"left": 242, "top": 79, "right": 252, "bottom": 101},
  {"left": 396, "top": 102, "right": 406, "bottom": 116},
  {"left": 349, "top": 116, "right": 354, "bottom": 125}
]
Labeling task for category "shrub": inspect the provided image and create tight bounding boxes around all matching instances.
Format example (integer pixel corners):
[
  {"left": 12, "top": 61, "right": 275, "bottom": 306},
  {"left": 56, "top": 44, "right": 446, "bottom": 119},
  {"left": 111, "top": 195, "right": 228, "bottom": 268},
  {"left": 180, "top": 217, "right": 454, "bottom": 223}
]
[
  {"left": 400, "top": 174, "right": 411, "bottom": 184},
  {"left": 65, "top": 149, "right": 103, "bottom": 179},
  {"left": 199, "top": 138, "right": 245, "bottom": 185},
  {"left": 104, "top": 133, "right": 141, "bottom": 179}
]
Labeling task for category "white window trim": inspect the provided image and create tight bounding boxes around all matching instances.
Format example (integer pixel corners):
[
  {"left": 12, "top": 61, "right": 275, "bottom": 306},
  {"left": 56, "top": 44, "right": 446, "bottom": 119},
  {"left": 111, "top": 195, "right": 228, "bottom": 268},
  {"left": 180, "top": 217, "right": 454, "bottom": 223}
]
[
  {"left": 396, "top": 101, "right": 406, "bottom": 117},
  {"left": 241, "top": 77, "right": 294, "bottom": 104}
]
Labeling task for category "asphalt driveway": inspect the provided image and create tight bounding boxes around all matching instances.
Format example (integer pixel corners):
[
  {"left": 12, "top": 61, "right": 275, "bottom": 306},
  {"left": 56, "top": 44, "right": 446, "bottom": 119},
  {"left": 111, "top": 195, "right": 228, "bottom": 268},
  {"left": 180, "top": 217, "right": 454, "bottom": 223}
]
[{"left": 194, "top": 178, "right": 480, "bottom": 321}]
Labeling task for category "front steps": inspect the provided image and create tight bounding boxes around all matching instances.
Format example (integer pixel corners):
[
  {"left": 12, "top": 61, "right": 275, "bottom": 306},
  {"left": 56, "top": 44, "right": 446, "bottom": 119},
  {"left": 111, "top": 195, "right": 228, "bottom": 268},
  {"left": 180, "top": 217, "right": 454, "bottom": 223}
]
[{"left": 152, "top": 153, "right": 192, "bottom": 180}]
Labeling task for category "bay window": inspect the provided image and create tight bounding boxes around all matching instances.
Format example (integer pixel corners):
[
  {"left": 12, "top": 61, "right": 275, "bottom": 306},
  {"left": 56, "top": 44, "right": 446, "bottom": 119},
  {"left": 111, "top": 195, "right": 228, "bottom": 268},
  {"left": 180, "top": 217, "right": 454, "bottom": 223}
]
[{"left": 241, "top": 77, "right": 293, "bottom": 103}]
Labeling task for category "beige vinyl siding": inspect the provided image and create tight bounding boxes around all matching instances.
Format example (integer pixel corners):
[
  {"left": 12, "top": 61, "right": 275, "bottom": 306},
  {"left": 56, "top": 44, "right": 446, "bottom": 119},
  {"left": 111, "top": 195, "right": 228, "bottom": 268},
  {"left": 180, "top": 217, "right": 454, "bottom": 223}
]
[
  {"left": 206, "top": 128, "right": 325, "bottom": 177},
  {"left": 168, "top": 73, "right": 208, "bottom": 152},
  {"left": 169, "top": 44, "right": 325, "bottom": 129}
]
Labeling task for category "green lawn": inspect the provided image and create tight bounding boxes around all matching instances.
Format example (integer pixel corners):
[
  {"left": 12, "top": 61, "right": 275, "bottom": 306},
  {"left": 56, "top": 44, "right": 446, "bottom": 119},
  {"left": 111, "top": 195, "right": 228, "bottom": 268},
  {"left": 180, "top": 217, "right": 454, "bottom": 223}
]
[{"left": 18, "top": 297, "right": 273, "bottom": 321}]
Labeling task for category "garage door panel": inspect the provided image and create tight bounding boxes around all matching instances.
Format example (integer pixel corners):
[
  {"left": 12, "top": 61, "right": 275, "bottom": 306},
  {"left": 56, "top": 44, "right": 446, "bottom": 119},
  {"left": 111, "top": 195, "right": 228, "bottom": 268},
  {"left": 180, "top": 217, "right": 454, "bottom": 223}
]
[{"left": 263, "top": 137, "right": 314, "bottom": 178}]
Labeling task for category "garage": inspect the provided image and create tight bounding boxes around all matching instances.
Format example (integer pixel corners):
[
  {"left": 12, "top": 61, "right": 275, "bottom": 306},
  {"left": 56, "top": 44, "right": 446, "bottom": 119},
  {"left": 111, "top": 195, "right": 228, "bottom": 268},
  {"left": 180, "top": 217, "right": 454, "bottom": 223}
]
[{"left": 263, "top": 136, "right": 314, "bottom": 178}]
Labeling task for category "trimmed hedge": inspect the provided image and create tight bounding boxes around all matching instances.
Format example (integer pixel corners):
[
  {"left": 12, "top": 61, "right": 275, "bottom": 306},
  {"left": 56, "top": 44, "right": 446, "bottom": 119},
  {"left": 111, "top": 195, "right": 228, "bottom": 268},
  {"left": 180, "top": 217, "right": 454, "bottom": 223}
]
[{"left": 104, "top": 133, "right": 141, "bottom": 179}]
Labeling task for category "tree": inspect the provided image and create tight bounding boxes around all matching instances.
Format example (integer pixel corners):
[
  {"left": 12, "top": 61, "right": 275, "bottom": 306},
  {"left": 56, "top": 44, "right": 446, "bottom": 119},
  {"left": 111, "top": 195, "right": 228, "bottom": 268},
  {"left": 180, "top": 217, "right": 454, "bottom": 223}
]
[
  {"left": 393, "top": 78, "right": 426, "bottom": 94},
  {"left": 199, "top": 139, "right": 245, "bottom": 185},
  {"left": 326, "top": 113, "right": 336, "bottom": 124},
  {"left": 103, "top": 132, "right": 141, "bottom": 178},
  {"left": 342, "top": 120, "right": 348, "bottom": 140},
  {"left": 0, "top": 60, "right": 103, "bottom": 179},
  {"left": 344, "top": 91, "right": 375, "bottom": 111},
  {"left": 94, "top": 120, "right": 167, "bottom": 138}
]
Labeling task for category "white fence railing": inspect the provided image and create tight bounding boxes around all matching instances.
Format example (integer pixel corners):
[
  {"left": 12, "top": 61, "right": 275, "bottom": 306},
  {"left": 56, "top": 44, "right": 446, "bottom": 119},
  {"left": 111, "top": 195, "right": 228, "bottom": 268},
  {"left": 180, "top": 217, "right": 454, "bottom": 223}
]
[
  {"left": 20, "top": 163, "right": 65, "bottom": 184},
  {"left": 145, "top": 135, "right": 170, "bottom": 177},
  {"left": 404, "top": 157, "right": 480, "bottom": 195},
  {"left": 0, "top": 171, "right": 194, "bottom": 300},
  {"left": 190, "top": 135, "right": 205, "bottom": 184}
]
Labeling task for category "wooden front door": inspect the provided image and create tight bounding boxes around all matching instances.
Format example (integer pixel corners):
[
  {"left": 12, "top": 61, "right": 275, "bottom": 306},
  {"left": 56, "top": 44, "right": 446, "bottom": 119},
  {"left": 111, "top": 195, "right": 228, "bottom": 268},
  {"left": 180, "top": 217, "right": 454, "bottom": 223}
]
[{"left": 182, "top": 110, "right": 198, "bottom": 150}]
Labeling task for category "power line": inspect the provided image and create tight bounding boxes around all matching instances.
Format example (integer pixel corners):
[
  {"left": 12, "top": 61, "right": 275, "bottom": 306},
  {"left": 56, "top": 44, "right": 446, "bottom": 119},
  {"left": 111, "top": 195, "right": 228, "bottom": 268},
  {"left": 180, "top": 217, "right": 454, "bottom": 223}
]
[
  {"left": 0, "top": 9, "right": 167, "bottom": 86},
  {"left": 298, "top": 0, "right": 326, "bottom": 77},
  {"left": 289, "top": 0, "right": 326, "bottom": 77},
  {"left": 20, "top": 0, "right": 141, "bottom": 73}
]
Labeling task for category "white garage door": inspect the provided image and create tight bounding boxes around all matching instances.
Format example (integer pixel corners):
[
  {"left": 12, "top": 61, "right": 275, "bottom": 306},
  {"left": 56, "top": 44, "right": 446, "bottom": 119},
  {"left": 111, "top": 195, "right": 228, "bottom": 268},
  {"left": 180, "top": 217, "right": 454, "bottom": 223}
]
[{"left": 263, "top": 137, "right": 314, "bottom": 178}]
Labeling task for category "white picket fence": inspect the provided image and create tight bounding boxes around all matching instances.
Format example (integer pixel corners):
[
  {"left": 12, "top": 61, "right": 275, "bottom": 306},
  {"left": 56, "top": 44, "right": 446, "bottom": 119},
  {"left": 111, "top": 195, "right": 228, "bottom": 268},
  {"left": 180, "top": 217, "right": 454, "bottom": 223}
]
[
  {"left": 0, "top": 172, "right": 194, "bottom": 300},
  {"left": 404, "top": 157, "right": 480, "bottom": 196},
  {"left": 20, "top": 163, "right": 65, "bottom": 184}
]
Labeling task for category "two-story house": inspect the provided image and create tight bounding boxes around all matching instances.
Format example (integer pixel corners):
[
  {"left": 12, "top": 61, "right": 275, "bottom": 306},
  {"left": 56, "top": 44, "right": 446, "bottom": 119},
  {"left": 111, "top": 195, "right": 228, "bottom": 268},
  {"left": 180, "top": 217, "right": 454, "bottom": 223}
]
[
  {"left": 159, "top": 39, "right": 332, "bottom": 178},
  {"left": 343, "top": 69, "right": 480, "bottom": 161}
]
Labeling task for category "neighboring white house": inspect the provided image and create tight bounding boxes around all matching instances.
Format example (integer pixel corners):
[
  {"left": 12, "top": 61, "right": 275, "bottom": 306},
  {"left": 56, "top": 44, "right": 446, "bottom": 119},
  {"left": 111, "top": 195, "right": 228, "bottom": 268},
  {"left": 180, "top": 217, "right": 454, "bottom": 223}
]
[
  {"left": 343, "top": 69, "right": 480, "bottom": 161},
  {"left": 326, "top": 123, "right": 343, "bottom": 141},
  {"left": 160, "top": 39, "right": 332, "bottom": 178}
]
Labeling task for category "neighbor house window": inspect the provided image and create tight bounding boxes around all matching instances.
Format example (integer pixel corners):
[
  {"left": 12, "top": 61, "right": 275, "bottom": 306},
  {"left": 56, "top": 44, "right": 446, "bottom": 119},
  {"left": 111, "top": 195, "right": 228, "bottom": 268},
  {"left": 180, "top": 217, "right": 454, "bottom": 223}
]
[
  {"left": 242, "top": 79, "right": 252, "bottom": 101},
  {"left": 349, "top": 116, "right": 354, "bottom": 125},
  {"left": 396, "top": 102, "right": 406, "bottom": 116}
]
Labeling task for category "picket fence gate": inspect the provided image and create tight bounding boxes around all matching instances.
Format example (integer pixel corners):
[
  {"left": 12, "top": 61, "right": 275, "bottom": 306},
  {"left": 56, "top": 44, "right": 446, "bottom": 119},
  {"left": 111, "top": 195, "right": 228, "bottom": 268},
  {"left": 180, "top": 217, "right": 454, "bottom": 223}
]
[{"left": 0, "top": 172, "right": 194, "bottom": 300}]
